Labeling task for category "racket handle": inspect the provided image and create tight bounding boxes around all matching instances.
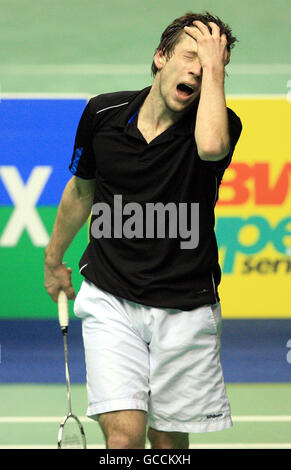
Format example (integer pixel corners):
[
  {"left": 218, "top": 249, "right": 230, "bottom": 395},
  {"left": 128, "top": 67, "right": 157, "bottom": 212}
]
[{"left": 58, "top": 290, "right": 69, "bottom": 332}]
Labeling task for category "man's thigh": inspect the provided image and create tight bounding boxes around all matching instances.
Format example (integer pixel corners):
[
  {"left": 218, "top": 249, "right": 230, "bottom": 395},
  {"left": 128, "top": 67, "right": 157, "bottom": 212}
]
[
  {"left": 148, "top": 303, "right": 232, "bottom": 433},
  {"left": 74, "top": 280, "right": 150, "bottom": 419}
]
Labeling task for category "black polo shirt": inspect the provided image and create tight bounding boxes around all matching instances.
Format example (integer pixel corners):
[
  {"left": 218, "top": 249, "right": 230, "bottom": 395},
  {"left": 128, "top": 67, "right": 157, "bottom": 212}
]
[{"left": 69, "top": 86, "right": 242, "bottom": 310}]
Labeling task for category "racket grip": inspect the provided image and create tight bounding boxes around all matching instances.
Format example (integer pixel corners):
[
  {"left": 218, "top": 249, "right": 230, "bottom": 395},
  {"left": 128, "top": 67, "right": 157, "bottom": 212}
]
[{"left": 58, "top": 290, "right": 69, "bottom": 331}]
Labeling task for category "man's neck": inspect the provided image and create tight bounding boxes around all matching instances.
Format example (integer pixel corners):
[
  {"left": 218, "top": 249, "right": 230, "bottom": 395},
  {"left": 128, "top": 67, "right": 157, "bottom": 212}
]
[
  {"left": 138, "top": 82, "right": 179, "bottom": 133},
  {"left": 137, "top": 81, "right": 187, "bottom": 144}
]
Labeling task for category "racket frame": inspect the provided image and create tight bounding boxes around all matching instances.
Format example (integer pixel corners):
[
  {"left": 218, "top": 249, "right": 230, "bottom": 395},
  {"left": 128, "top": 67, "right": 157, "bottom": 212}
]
[
  {"left": 57, "top": 412, "right": 87, "bottom": 449},
  {"left": 57, "top": 290, "right": 87, "bottom": 449}
]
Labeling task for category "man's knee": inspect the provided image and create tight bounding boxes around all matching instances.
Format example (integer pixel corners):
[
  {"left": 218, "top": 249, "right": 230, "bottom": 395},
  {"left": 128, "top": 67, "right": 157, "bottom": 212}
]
[
  {"left": 106, "top": 431, "right": 143, "bottom": 449},
  {"left": 147, "top": 427, "right": 189, "bottom": 449},
  {"left": 99, "top": 410, "right": 147, "bottom": 449}
]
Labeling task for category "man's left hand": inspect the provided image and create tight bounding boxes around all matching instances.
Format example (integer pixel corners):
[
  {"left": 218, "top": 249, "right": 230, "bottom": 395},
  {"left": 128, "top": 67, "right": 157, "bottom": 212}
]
[{"left": 184, "top": 20, "right": 230, "bottom": 71}]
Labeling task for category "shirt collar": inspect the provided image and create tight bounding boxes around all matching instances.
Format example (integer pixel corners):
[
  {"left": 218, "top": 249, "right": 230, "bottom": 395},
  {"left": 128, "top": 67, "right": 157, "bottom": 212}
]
[
  {"left": 111, "top": 86, "right": 199, "bottom": 136},
  {"left": 111, "top": 86, "right": 151, "bottom": 128}
]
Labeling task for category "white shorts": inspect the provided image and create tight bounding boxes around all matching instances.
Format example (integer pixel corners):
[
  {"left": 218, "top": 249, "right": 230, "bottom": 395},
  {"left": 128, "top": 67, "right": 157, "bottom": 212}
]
[{"left": 74, "top": 279, "right": 232, "bottom": 433}]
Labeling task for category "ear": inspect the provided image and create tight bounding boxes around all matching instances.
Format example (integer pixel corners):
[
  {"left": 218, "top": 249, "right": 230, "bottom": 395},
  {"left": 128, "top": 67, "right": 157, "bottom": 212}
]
[
  {"left": 154, "top": 49, "right": 166, "bottom": 71},
  {"left": 224, "top": 46, "right": 231, "bottom": 66}
]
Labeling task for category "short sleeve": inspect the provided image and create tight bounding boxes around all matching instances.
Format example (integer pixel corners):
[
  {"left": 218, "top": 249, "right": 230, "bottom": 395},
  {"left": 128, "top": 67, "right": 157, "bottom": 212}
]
[{"left": 69, "top": 99, "right": 96, "bottom": 179}]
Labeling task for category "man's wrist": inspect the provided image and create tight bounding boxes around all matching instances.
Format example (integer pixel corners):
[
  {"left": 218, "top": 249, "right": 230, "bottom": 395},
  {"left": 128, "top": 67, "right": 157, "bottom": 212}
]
[
  {"left": 45, "top": 246, "right": 63, "bottom": 268},
  {"left": 201, "top": 63, "right": 225, "bottom": 80}
]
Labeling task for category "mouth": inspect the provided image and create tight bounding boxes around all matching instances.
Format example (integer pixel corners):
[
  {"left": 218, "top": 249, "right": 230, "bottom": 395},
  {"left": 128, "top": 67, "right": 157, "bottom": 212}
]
[{"left": 176, "top": 82, "right": 196, "bottom": 101}]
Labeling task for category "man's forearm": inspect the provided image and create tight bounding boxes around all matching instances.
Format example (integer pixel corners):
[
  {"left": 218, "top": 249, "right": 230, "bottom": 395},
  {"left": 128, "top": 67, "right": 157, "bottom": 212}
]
[
  {"left": 45, "top": 178, "right": 93, "bottom": 266},
  {"left": 195, "top": 65, "right": 230, "bottom": 160}
]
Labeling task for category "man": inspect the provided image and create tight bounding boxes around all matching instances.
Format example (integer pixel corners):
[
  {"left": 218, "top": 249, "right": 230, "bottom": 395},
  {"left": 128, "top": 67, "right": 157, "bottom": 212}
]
[{"left": 44, "top": 12, "right": 242, "bottom": 449}]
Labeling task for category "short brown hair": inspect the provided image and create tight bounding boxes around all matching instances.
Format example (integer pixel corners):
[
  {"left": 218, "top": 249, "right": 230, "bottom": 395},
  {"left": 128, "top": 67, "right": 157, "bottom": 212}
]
[{"left": 151, "top": 11, "right": 238, "bottom": 76}]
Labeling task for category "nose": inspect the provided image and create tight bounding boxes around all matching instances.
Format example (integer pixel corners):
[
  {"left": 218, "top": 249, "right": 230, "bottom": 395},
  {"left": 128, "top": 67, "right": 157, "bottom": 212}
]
[{"left": 190, "top": 58, "right": 202, "bottom": 78}]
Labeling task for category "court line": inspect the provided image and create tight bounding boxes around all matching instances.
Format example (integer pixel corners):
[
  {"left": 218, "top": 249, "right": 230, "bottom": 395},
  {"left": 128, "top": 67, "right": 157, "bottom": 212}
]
[
  {"left": 0, "top": 93, "right": 287, "bottom": 100},
  {"left": 0, "top": 93, "right": 90, "bottom": 99},
  {"left": 1, "top": 415, "right": 291, "bottom": 423},
  {"left": 234, "top": 416, "right": 291, "bottom": 422},
  {"left": 226, "top": 94, "right": 287, "bottom": 99},
  {"left": 0, "top": 64, "right": 290, "bottom": 75},
  {"left": 0, "top": 443, "right": 291, "bottom": 449}
]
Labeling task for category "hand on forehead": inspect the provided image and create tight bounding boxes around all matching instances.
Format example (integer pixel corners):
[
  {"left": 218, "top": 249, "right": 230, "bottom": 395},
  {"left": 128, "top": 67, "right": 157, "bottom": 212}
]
[
  {"left": 183, "top": 20, "right": 230, "bottom": 65},
  {"left": 184, "top": 20, "right": 228, "bottom": 44}
]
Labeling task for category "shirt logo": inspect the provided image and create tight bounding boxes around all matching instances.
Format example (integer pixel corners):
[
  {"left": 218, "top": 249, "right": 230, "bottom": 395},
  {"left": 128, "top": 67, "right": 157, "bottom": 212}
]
[{"left": 206, "top": 413, "right": 223, "bottom": 419}]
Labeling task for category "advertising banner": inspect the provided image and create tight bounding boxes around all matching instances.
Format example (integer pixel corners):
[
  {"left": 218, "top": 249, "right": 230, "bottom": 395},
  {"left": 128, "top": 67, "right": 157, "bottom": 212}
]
[
  {"left": 0, "top": 97, "right": 88, "bottom": 318},
  {"left": 0, "top": 96, "right": 290, "bottom": 318},
  {"left": 218, "top": 97, "right": 291, "bottom": 317}
]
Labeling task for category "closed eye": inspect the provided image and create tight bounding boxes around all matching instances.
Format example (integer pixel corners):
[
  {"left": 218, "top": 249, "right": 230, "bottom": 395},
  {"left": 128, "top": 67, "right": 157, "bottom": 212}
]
[{"left": 184, "top": 54, "right": 197, "bottom": 60}]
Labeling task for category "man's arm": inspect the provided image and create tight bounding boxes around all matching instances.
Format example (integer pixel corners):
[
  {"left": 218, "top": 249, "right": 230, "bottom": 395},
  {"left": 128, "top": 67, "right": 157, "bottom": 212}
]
[
  {"left": 185, "top": 21, "right": 230, "bottom": 161},
  {"left": 195, "top": 65, "right": 230, "bottom": 161},
  {"left": 44, "top": 176, "right": 95, "bottom": 302}
]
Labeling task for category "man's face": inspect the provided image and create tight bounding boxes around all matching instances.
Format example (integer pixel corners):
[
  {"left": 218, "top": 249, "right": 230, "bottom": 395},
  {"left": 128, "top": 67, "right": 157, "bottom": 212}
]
[{"left": 155, "top": 32, "right": 203, "bottom": 114}]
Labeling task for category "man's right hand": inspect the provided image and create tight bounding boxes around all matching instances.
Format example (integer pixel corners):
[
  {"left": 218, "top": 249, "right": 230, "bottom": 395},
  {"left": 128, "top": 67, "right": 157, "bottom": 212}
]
[{"left": 44, "top": 259, "right": 76, "bottom": 303}]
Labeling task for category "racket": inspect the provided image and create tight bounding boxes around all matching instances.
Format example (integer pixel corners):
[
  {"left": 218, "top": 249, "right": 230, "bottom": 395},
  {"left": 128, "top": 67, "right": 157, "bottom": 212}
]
[{"left": 57, "top": 290, "right": 87, "bottom": 449}]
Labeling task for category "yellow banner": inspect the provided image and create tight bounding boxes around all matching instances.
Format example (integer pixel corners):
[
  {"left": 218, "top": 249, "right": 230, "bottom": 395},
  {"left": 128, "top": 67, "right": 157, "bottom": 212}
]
[{"left": 217, "top": 97, "right": 291, "bottom": 318}]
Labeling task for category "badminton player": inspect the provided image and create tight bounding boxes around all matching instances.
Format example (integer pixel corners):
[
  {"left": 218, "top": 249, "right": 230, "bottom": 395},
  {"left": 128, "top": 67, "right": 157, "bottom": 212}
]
[{"left": 44, "top": 12, "right": 242, "bottom": 449}]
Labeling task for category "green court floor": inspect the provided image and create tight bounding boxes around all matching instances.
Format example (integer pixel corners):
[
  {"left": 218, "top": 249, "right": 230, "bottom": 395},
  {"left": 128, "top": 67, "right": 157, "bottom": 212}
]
[{"left": 0, "top": 384, "right": 290, "bottom": 448}]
